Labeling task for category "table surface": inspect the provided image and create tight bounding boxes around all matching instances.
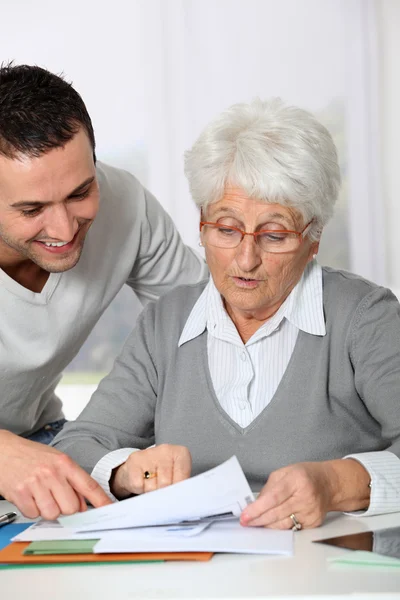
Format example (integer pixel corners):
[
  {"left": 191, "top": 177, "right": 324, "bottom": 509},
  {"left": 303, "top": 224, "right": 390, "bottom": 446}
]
[{"left": 1, "top": 500, "right": 400, "bottom": 600}]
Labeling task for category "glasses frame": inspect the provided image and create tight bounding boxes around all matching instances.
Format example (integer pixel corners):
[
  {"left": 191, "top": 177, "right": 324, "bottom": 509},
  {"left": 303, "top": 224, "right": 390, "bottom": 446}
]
[{"left": 199, "top": 219, "right": 314, "bottom": 253}]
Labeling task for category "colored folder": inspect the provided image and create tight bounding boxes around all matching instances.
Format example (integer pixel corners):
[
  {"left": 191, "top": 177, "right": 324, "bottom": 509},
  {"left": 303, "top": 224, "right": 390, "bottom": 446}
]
[
  {"left": 0, "top": 541, "right": 213, "bottom": 567},
  {"left": 23, "top": 539, "right": 100, "bottom": 555}
]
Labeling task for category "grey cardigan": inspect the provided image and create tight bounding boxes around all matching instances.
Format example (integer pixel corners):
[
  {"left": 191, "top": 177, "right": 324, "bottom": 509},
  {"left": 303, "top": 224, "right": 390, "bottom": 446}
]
[{"left": 53, "top": 267, "right": 400, "bottom": 491}]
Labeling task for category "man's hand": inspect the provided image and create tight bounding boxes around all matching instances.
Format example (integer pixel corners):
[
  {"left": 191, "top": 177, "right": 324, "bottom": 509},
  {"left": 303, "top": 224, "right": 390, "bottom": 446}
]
[
  {"left": 111, "top": 444, "right": 192, "bottom": 499},
  {"left": 0, "top": 430, "right": 112, "bottom": 519},
  {"left": 240, "top": 459, "right": 371, "bottom": 530}
]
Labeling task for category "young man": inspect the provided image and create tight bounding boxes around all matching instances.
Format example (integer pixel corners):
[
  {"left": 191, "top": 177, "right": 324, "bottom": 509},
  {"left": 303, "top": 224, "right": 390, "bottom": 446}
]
[{"left": 0, "top": 63, "right": 207, "bottom": 518}]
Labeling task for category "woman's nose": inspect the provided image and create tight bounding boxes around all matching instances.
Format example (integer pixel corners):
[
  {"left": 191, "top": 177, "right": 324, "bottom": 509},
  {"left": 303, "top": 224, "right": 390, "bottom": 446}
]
[{"left": 234, "top": 234, "right": 262, "bottom": 272}]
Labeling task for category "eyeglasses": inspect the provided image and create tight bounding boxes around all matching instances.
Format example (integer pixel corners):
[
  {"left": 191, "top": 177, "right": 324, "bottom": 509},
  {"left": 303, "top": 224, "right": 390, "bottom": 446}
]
[{"left": 199, "top": 220, "right": 313, "bottom": 253}]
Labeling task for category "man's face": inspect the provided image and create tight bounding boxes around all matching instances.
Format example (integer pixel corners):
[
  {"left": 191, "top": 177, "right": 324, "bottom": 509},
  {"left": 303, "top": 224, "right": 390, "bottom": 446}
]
[{"left": 0, "top": 128, "right": 99, "bottom": 273}]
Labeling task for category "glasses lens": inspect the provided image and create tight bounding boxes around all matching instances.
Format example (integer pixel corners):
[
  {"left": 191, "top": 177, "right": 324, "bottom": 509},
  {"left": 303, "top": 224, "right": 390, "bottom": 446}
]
[
  {"left": 202, "top": 224, "right": 242, "bottom": 248},
  {"left": 257, "top": 231, "right": 300, "bottom": 253}
]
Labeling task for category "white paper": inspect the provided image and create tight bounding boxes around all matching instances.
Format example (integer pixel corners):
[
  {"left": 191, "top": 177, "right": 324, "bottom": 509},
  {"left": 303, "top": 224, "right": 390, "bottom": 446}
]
[
  {"left": 12, "top": 521, "right": 98, "bottom": 542},
  {"left": 59, "top": 456, "right": 254, "bottom": 533},
  {"left": 15, "top": 519, "right": 293, "bottom": 557},
  {"left": 12, "top": 519, "right": 216, "bottom": 542},
  {"left": 93, "top": 520, "right": 293, "bottom": 556}
]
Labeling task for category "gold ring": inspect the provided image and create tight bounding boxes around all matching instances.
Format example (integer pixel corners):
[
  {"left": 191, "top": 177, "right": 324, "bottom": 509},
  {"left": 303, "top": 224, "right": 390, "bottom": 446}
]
[
  {"left": 289, "top": 513, "right": 302, "bottom": 531},
  {"left": 143, "top": 470, "right": 157, "bottom": 480}
]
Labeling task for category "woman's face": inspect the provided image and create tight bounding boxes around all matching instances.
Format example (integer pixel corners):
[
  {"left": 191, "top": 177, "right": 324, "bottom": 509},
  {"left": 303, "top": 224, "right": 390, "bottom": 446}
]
[{"left": 201, "top": 188, "right": 319, "bottom": 322}]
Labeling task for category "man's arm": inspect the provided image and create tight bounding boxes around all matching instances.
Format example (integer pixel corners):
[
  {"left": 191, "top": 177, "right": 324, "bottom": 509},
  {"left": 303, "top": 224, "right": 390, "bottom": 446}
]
[
  {"left": 52, "top": 301, "right": 159, "bottom": 472},
  {"left": 126, "top": 188, "right": 208, "bottom": 303}
]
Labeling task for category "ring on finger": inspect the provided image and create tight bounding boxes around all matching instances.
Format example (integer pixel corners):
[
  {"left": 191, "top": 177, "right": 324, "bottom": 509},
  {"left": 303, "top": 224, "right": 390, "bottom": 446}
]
[
  {"left": 289, "top": 513, "right": 302, "bottom": 531},
  {"left": 143, "top": 470, "right": 157, "bottom": 480}
]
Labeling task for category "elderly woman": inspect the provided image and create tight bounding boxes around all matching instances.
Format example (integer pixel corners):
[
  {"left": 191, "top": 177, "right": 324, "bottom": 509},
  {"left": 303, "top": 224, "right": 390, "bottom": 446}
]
[{"left": 53, "top": 99, "right": 400, "bottom": 530}]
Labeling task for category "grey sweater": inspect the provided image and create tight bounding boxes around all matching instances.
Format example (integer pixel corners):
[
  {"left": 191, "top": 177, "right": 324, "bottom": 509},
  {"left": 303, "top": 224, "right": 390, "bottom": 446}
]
[
  {"left": 53, "top": 268, "right": 400, "bottom": 492},
  {"left": 0, "top": 162, "right": 207, "bottom": 436}
]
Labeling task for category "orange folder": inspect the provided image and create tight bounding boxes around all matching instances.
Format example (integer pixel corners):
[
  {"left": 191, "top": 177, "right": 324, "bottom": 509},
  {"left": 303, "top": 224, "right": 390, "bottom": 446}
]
[{"left": 0, "top": 541, "right": 213, "bottom": 566}]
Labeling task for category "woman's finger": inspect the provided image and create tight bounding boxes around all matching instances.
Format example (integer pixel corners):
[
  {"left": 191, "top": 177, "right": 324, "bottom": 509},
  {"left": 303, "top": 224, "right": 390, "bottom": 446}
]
[
  {"left": 143, "top": 467, "right": 158, "bottom": 493},
  {"left": 154, "top": 459, "right": 173, "bottom": 490},
  {"left": 242, "top": 498, "right": 297, "bottom": 528},
  {"left": 172, "top": 448, "right": 192, "bottom": 483},
  {"left": 241, "top": 483, "right": 291, "bottom": 525}
]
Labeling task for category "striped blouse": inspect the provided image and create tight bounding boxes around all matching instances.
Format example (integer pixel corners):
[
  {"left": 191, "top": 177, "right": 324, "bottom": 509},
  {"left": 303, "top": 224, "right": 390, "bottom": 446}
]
[{"left": 93, "top": 261, "right": 400, "bottom": 515}]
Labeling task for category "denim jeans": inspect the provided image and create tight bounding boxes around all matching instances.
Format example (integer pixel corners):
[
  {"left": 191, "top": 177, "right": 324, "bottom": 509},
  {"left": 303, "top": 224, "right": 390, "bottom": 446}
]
[{"left": 25, "top": 419, "right": 67, "bottom": 444}]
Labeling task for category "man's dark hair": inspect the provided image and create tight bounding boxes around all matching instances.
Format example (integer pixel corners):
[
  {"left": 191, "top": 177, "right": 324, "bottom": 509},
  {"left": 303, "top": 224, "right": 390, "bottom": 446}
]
[{"left": 0, "top": 62, "right": 96, "bottom": 160}]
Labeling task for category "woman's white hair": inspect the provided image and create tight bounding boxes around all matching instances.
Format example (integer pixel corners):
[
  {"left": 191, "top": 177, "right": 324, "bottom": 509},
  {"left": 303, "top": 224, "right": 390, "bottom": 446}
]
[{"left": 184, "top": 98, "right": 341, "bottom": 240}]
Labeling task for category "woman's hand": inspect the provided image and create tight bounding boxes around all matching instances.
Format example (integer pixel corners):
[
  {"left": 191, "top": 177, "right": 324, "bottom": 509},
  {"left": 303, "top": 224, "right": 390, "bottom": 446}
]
[
  {"left": 240, "top": 459, "right": 371, "bottom": 530},
  {"left": 111, "top": 444, "right": 192, "bottom": 499}
]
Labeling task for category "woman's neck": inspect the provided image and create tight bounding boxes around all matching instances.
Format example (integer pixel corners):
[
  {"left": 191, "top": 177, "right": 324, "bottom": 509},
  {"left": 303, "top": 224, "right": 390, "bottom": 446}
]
[{"left": 224, "top": 301, "right": 283, "bottom": 344}]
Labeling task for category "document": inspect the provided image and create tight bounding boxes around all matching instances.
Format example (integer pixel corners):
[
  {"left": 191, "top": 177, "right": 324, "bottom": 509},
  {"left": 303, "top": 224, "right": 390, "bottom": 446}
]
[
  {"left": 13, "top": 520, "right": 217, "bottom": 543},
  {"left": 14, "top": 519, "right": 292, "bottom": 557},
  {"left": 93, "top": 519, "right": 293, "bottom": 556},
  {"left": 11, "top": 457, "right": 294, "bottom": 557},
  {"left": 59, "top": 456, "right": 254, "bottom": 532}
]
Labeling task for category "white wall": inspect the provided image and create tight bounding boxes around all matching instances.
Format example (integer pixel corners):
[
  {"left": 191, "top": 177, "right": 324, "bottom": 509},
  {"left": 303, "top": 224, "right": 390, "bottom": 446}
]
[
  {"left": 377, "top": 0, "right": 400, "bottom": 296},
  {"left": 0, "top": 4, "right": 397, "bottom": 311},
  {"left": 1, "top": 0, "right": 377, "bottom": 273}
]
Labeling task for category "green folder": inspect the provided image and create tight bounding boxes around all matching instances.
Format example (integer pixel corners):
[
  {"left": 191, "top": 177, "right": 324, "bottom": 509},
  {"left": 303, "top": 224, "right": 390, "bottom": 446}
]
[
  {"left": 329, "top": 550, "right": 400, "bottom": 568},
  {"left": 23, "top": 540, "right": 100, "bottom": 555}
]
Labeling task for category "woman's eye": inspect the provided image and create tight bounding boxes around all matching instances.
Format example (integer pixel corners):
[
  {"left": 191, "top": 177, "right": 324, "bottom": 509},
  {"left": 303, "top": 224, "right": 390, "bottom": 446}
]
[
  {"left": 260, "top": 231, "right": 288, "bottom": 242},
  {"left": 217, "top": 227, "right": 237, "bottom": 236}
]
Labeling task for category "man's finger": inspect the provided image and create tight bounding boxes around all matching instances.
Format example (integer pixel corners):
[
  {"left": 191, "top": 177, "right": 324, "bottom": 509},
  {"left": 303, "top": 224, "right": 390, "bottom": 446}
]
[
  {"left": 12, "top": 492, "right": 40, "bottom": 520},
  {"left": 49, "top": 478, "right": 85, "bottom": 516},
  {"left": 68, "top": 467, "right": 112, "bottom": 507},
  {"left": 78, "top": 493, "right": 88, "bottom": 512},
  {"left": 30, "top": 479, "right": 62, "bottom": 521}
]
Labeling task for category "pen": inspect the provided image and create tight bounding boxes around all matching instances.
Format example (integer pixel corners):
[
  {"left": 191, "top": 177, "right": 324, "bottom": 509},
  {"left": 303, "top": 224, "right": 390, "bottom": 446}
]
[{"left": 0, "top": 512, "right": 18, "bottom": 528}]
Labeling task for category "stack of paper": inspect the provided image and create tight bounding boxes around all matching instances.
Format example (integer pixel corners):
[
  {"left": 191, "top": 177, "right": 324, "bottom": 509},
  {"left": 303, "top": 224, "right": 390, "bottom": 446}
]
[
  {"left": 0, "top": 457, "right": 294, "bottom": 566},
  {"left": 59, "top": 455, "right": 256, "bottom": 531}
]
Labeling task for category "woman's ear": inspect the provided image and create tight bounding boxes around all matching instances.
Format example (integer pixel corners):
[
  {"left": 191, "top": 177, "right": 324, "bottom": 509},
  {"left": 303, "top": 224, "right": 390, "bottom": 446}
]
[
  {"left": 311, "top": 240, "right": 320, "bottom": 260},
  {"left": 306, "top": 239, "right": 320, "bottom": 262}
]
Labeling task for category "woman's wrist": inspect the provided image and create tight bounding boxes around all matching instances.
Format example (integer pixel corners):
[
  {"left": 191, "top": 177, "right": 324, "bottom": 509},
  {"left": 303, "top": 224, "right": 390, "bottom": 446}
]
[
  {"left": 109, "top": 463, "right": 131, "bottom": 499},
  {"left": 326, "top": 458, "right": 371, "bottom": 512}
]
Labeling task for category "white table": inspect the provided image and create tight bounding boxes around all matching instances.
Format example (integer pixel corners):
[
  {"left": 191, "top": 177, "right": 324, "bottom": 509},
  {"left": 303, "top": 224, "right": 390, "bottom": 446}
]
[{"left": 1, "top": 500, "right": 400, "bottom": 600}]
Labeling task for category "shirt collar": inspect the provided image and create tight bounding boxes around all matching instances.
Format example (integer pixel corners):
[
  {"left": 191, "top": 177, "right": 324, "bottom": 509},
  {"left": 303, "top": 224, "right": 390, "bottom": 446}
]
[
  {"left": 285, "top": 259, "right": 326, "bottom": 335},
  {"left": 178, "top": 259, "right": 325, "bottom": 347}
]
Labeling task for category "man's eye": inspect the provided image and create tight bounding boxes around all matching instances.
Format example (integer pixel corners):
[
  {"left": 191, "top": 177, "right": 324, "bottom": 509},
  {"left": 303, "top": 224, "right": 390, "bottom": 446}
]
[
  {"left": 21, "top": 207, "right": 42, "bottom": 217},
  {"left": 69, "top": 189, "right": 90, "bottom": 200}
]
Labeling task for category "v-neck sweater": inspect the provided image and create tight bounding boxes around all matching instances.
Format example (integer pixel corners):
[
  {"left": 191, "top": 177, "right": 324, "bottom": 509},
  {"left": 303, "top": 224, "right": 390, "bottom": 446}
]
[
  {"left": 0, "top": 162, "right": 207, "bottom": 436},
  {"left": 53, "top": 268, "right": 400, "bottom": 492}
]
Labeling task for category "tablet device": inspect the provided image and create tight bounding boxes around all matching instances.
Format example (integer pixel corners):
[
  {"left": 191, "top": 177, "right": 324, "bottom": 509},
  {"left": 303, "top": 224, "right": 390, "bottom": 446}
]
[{"left": 314, "top": 526, "right": 400, "bottom": 559}]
